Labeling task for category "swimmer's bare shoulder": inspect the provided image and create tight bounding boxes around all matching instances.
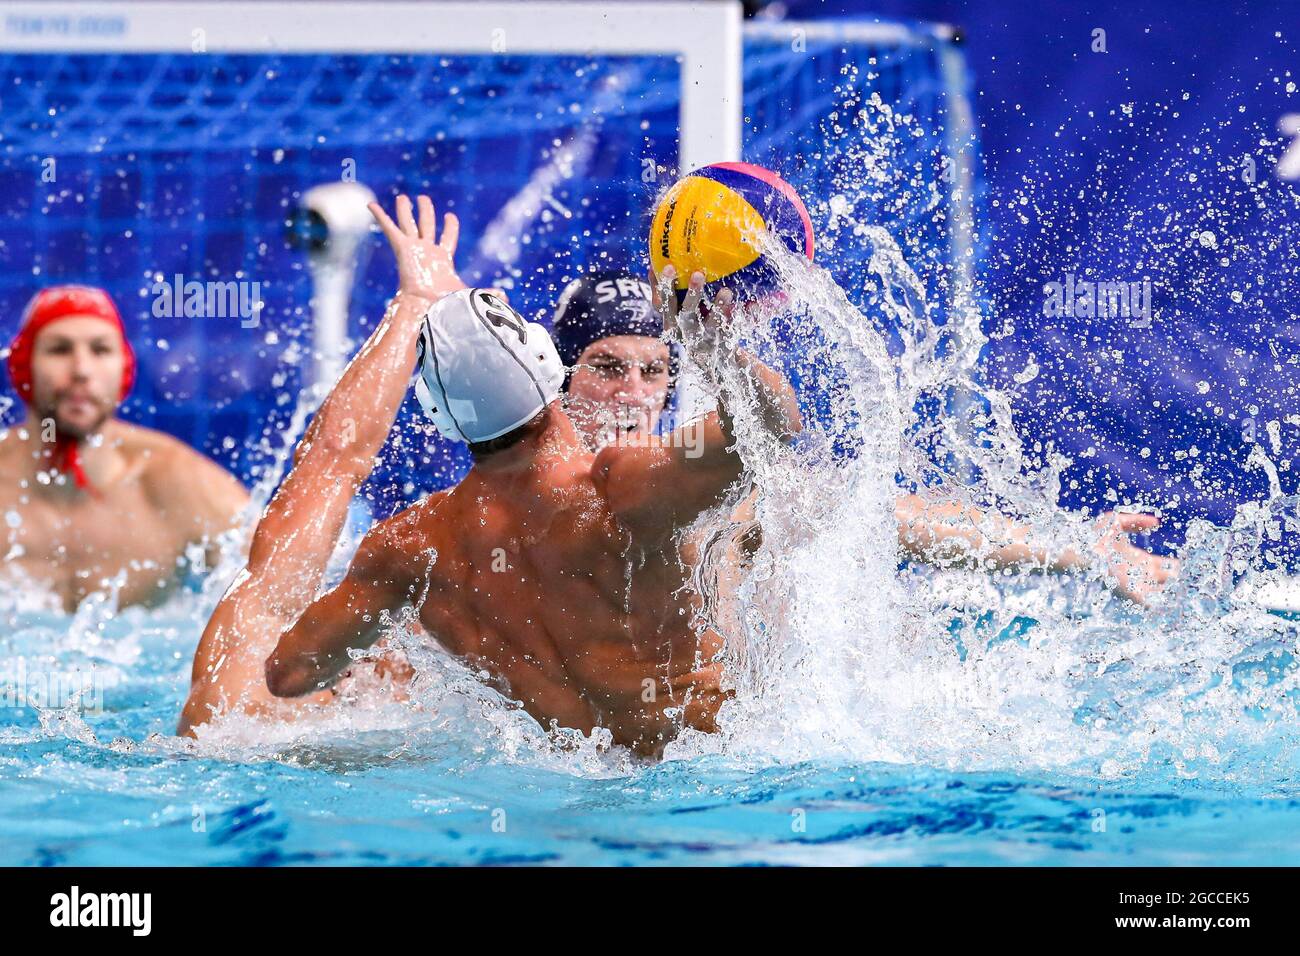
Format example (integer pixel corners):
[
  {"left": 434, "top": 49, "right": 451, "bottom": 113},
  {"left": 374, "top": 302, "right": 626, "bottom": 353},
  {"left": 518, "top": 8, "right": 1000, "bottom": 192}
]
[
  {"left": 589, "top": 414, "right": 743, "bottom": 547},
  {"left": 371, "top": 488, "right": 454, "bottom": 571},
  {"left": 0, "top": 423, "right": 65, "bottom": 492},
  {"left": 129, "top": 424, "right": 250, "bottom": 537},
  {"left": 355, "top": 487, "right": 463, "bottom": 618}
]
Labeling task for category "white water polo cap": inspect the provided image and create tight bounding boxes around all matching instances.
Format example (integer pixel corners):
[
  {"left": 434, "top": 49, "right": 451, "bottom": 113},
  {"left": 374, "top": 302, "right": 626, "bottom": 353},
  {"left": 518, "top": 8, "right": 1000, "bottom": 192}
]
[{"left": 413, "top": 288, "right": 565, "bottom": 443}]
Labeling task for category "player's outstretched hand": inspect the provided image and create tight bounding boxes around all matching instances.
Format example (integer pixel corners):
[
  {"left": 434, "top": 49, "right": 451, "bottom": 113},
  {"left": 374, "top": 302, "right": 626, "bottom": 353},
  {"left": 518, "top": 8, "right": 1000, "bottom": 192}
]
[
  {"left": 1093, "top": 511, "right": 1180, "bottom": 606},
  {"left": 369, "top": 194, "right": 466, "bottom": 302}
]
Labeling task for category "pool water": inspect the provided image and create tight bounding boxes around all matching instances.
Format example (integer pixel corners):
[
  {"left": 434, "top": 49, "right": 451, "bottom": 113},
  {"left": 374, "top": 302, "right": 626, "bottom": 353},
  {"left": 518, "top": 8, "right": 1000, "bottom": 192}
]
[{"left": 3, "top": 584, "right": 1299, "bottom": 868}]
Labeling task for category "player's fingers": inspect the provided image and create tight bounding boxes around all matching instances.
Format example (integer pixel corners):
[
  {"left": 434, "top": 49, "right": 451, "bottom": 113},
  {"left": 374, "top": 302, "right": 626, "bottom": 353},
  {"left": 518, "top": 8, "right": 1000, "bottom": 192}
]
[
  {"left": 715, "top": 288, "right": 736, "bottom": 320},
  {"left": 368, "top": 201, "right": 400, "bottom": 242},
  {"left": 680, "top": 271, "right": 706, "bottom": 315},
  {"left": 440, "top": 212, "right": 460, "bottom": 255},
  {"left": 1114, "top": 512, "right": 1160, "bottom": 534},
  {"left": 680, "top": 285, "right": 703, "bottom": 319},
  {"left": 657, "top": 266, "right": 677, "bottom": 325},
  {"left": 395, "top": 194, "right": 418, "bottom": 236},
  {"left": 416, "top": 195, "right": 436, "bottom": 241}
]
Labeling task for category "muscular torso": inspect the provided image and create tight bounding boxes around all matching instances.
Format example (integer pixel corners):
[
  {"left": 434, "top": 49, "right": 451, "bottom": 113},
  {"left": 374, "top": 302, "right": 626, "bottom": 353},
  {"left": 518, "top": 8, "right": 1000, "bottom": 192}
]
[
  {"left": 0, "top": 426, "right": 237, "bottom": 612},
  {"left": 386, "top": 466, "right": 728, "bottom": 755}
]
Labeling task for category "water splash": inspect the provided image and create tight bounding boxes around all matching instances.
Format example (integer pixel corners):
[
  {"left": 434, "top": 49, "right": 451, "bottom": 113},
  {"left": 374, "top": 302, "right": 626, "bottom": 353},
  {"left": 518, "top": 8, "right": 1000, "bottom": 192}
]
[{"left": 653, "top": 187, "right": 1300, "bottom": 790}]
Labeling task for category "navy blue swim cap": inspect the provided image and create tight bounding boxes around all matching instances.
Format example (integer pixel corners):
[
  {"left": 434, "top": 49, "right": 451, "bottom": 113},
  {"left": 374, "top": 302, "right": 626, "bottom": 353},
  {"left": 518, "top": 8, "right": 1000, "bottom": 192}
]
[{"left": 551, "top": 271, "right": 664, "bottom": 370}]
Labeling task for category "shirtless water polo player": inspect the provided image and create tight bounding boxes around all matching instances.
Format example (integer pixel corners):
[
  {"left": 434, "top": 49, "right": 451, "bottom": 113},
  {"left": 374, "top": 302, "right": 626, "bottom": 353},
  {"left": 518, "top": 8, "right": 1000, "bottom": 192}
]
[
  {"left": 184, "top": 195, "right": 1170, "bottom": 747},
  {"left": 181, "top": 194, "right": 783, "bottom": 751},
  {"left": 0, "top": 286, "right": 249, "bottom": 612},
  {"left": 216, "top": 195, "right": 801, "bottom": 755}
]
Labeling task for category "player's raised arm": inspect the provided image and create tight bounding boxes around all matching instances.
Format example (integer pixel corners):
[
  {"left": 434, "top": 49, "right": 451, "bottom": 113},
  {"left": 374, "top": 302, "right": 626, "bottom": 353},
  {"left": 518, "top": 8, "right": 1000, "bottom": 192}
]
[
  {"left": 179, "top": 194, "right": 463, "bottom": 734},
  {"left": 596, "top": 267, "right": 801, "bottom": 543},
  {"left": 262, "top": 194, "right": 482, "bottom": 698},
  {"left": 246, "top": 194, "right": 462, "bottom": 604}
]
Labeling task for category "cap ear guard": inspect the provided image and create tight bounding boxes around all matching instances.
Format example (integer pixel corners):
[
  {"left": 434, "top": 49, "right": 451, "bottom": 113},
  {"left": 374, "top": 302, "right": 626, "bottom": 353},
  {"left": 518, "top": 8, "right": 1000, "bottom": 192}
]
[{"left": 413, "top": 330, "right": 465, "bottom": 442}]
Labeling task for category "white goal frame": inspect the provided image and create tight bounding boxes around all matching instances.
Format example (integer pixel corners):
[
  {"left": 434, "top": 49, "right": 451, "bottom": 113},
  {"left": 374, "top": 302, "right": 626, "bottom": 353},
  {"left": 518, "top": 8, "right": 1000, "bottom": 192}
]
[{"left": 0, "top": 0, "right": 744, "bottom": 172}]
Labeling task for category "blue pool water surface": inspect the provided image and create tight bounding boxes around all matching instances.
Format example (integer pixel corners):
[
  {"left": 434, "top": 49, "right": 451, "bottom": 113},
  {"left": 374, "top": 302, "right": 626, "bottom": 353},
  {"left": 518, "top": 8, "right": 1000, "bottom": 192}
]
[{"left": 3, "top": 595, "right": 1298, "bottom": 867}]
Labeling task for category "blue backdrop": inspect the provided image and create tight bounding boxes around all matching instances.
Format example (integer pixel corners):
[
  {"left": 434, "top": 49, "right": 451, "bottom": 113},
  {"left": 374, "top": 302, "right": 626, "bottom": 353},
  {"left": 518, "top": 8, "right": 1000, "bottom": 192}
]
[{"left": 0, "top": 52, "right": 681, "bottom": 516}]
